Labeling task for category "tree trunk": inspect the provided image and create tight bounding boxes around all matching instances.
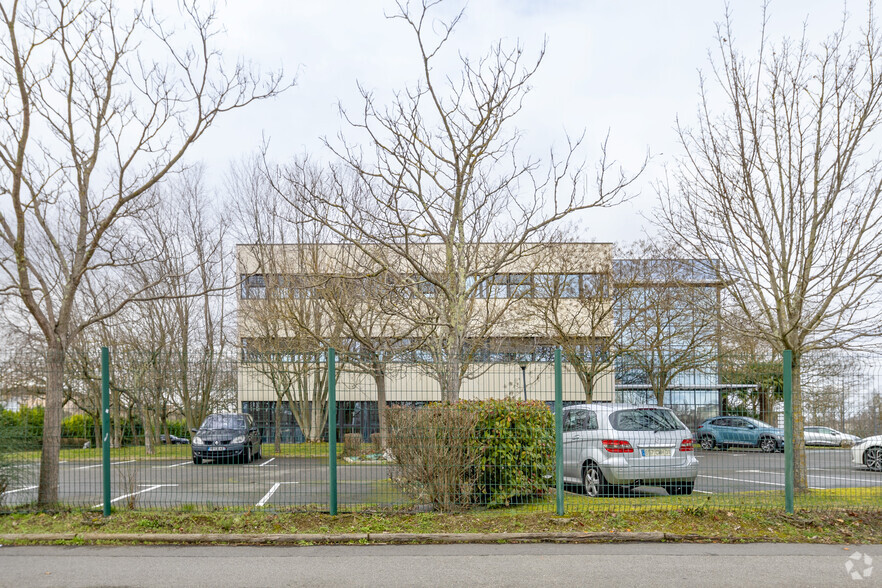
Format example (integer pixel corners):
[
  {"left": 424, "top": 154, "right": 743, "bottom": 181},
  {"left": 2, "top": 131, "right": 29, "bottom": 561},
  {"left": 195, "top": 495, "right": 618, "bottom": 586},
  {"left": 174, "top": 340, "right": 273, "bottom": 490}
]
[
  {"left": 93, "top": 411, "right": 102, "bottom": 449},
  {"left": 759, "top": 390, "right": 774, "bottom": 426},
  {"left": 441, "top": 355, "right": 462, "bottom": 403},
  {"left": 111, "top": 386, "right": 122, "bottom": 448},
  {"left": 372, "top": 367, "right": 388, "bottom": 449},
  {"left": 38, "top": 345, "right": 65, "bottom": 505},
  {"left": 653, "top": 387, "right": 665, "bottom": 407},
  {"left": 310, "top": 400, "right": 325, "bottom": 443},
  {"left": 139, "top": 400, "right": 153, "bottom": 456},
  {"left": 274, "top": 396, "right": 282, "bottom": 452},
  {"left": 791, "top": 357, "right": 808, "bottom": 492}
]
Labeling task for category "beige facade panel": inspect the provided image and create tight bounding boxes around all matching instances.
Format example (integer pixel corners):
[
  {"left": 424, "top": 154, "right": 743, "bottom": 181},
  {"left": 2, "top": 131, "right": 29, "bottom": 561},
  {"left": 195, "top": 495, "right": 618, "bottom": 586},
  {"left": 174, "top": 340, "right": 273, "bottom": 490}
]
[
  {"left": 236, "top": 242, "right": 612, "bottom": 276},
  {"left": 237, "top": 362, "right": 614, "bottom": 406},
  {"left": 238, "top": 297, "right": 613, "bottom": 340}
]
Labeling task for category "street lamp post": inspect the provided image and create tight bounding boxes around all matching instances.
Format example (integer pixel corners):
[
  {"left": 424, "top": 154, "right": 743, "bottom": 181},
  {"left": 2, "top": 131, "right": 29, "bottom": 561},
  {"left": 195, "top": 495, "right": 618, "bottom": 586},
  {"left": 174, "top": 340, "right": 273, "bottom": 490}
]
[{"left": 519, "top": 361, "right": 528, "bottom": 401}]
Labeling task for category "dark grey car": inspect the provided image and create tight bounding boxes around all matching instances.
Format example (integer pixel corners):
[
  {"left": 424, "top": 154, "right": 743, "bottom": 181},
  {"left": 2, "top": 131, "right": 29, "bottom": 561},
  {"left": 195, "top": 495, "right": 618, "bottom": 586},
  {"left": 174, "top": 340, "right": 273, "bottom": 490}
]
[{"left": 191, "top": 413, "right": 262, "bottom": 464}]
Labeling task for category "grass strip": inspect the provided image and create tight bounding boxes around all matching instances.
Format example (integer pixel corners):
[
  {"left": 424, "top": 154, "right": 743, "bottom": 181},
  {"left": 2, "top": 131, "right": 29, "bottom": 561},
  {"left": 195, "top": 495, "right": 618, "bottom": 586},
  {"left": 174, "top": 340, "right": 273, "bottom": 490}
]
[{"left": 1, "top": 507, "right": 879, "bottom": 545}]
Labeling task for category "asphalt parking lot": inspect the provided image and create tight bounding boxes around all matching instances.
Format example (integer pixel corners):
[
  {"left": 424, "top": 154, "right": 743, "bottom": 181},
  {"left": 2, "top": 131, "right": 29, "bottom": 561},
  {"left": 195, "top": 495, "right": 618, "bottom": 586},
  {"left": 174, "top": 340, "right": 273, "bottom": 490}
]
[{"left": 3, "top": 448, "right": 879, "bottom": 509}]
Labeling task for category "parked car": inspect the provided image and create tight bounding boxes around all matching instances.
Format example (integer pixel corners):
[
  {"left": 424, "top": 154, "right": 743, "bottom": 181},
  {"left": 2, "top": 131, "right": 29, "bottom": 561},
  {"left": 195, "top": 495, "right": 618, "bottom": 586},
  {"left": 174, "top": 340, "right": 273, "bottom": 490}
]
[
  {"left": 562, "top": 404, "right": 698, "bottom": 497},
  {"left": 159, "top": 434, "right": 189, "bottom": 445},
  {"left": 851, "top": 435, "right": 882, "bottom": 472},
  {"left": 695, "top": 416, "right": 784, "bottom": 452},
  {"left": 804, "top": 426, "right": 861, "bottom": 447},
  {"left": 191, "top": 413, "right": 262, "bottom": 464}
]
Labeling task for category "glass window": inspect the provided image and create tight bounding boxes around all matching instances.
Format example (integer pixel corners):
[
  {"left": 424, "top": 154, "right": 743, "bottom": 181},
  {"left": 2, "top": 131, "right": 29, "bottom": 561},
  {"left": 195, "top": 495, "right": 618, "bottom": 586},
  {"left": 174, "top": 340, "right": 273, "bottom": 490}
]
[
  {"left": 487, "top": 274, "right": 508, "bottom": 298},
  {"left": 561, "top": 274, "right": 580, "bottom": 298},
  {"left": 610, "top": 409, "right": 684, "bottom": 431},
  {"left": 586, "top": 411, "right": 598, "bottom": 430},
  {"left": 240, "top": 274, "right": 266, "bottom": 299},
  {"left": 581, "top": 274, "right": 608, "bottom": 298},
  {"left": 508, "top": 274, "right": 532, "bottom": 298},
  {"left": 564, "top": 410, "right": 592, "bottom": 432},
  {"left": 200, "top": 414, "right": 247, "bottom": 430}
]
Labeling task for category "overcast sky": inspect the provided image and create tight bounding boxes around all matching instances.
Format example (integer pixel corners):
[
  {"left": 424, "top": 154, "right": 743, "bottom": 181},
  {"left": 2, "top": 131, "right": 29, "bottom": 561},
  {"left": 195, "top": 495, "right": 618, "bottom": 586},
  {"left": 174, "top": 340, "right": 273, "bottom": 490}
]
[{"left": 190, "top": 0, "right": 865, "bottom": 243}]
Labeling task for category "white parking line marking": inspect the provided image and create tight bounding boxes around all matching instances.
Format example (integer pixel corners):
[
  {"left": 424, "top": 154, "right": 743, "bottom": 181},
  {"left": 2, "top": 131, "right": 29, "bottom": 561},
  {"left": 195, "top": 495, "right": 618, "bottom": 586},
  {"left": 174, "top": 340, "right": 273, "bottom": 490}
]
[
  {"left": 693, "top": 490, "right": 713, "bottom": 494},
  {"left": 258, "top": 458, "right": 276, "bottom": 467},
  {"left": 256, "top": 482, "right": 281, "bottom": 507},
  {"left": 152, "top": 461, "right": 190, "bottom": 469},
  {"left": 4, "top": 485, "right": 38, "bottom": 494},
  {"left": 698, "top": 474, "right": 823, "bottom": 490},
  {"left": 807, "top": 474, "right": 882, "bottom": 485},
  {"left": 699, "top": 474, "right": 784, "bottom": 486},
  {"left": 93, "top": 484, "right": 177, "bottom": 508},
  {"left": 77, "top": 460, "right": 135, "bottom": 470}
]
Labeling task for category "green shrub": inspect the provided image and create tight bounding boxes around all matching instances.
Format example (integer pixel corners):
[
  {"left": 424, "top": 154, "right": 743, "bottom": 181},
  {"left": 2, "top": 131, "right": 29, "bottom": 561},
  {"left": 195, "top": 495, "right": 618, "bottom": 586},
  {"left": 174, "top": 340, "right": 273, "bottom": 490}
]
[
  {"left": 166, "top": 420, "right": 190, "bottom": 438},
  {"left": 0, "top": 407, "right": 44, "bottom": 445},
  {"left": 0, "top": 426, "right": 29, "bottom": 505},
  {"left": 61, "top": 414, "right": 96, "bottom": 439},
  {"left": 460, "top": 399, "right": 554, "bottom": 507},
  {"left": 386, "top": 399, "right": 554, "bottom": 510}
]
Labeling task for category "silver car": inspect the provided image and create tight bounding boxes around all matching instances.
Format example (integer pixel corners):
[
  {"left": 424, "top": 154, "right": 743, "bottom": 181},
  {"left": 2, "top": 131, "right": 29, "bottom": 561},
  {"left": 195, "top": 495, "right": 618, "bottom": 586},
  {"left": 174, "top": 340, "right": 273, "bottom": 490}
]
[
  {"left": 562, "top": 404, "right": 699, "bottom": 497},
  {"left": 804, "top": 426, "right": 861, "bottom": 447}
]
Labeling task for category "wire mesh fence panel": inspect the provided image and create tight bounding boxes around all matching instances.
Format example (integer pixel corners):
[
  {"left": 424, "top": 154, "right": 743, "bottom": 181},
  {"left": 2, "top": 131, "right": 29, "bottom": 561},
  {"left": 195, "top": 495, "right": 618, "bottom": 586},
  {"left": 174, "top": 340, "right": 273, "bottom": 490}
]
[
  {"left": 2, "top": 348, "right": 881, "bottom": 514},
  {"left": 556, "top": 352, "right": 882, "bottom": 512},
  {"left": 332, "top": 353, "right": 560, "bottom": 513}
]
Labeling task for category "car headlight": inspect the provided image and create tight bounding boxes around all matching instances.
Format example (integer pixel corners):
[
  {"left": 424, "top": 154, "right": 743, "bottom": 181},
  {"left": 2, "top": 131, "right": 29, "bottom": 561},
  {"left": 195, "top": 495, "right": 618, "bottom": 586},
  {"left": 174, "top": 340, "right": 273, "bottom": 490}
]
[
  {"left": 193, "top": 436, "right": 204, "bottom": 445},
  {"left": 232, "top": 435, "right": 246, "bottom": 444}
]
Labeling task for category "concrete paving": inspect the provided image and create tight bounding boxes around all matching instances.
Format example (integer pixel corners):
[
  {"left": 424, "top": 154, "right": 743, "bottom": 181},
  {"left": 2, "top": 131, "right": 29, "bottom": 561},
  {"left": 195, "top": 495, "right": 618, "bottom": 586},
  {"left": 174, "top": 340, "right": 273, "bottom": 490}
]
[
  {"left": 3, "top": 448, "right": 880, "bottom": 509},
  {"left": 0, "top": 543, "right": 878, "bottom": 587}
]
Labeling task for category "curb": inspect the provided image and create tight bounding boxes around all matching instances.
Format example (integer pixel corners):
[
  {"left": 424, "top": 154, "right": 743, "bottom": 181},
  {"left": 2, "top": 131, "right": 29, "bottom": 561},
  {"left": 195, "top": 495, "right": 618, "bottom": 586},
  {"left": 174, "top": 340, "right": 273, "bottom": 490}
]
[{"left": 0, "top": 531, "right": 719, "bottom": 545}]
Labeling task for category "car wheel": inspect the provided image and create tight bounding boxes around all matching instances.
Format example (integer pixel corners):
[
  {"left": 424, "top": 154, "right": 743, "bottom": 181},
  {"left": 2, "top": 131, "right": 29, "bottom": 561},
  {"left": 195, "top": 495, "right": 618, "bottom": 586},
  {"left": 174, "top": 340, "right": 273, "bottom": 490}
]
[
  {"left": 583, "top": 463, "right": 608, "bottom": 498},
  {"left": 699, "top": 435, "right": 716, "bottom": 450},
  {"left": 865, "top": 447, "right": 882, "bottom": 472},
  {"left": 192, "top": 455, "right": 202, "bottom": 465},
  {"left": 759, "top": 436, "right": 777, "bottom": 453}
]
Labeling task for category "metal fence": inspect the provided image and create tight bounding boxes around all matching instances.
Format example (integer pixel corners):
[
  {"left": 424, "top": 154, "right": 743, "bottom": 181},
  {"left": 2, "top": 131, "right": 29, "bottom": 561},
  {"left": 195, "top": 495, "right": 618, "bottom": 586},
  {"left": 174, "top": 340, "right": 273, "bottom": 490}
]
[{"left": 1, "top": 348, "right": 880, "bottom": 513}]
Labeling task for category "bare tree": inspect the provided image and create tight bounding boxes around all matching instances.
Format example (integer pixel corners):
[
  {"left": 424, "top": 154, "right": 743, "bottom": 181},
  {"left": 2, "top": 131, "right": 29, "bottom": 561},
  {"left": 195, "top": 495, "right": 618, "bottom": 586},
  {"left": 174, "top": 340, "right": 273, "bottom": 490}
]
[
  {"left": 658, "top": 5, "right": 882, "bottom": 490},
  {"left": 138, "top": 167, "right": 236, "bottom": 434},
  {"left": 235, "top": 165, "right": 346, "bottom": 444},
  {"left": 718, "top": 316, "right": 782, "bottom": 426},
  {"left": 0, "top": 0, "right": 290, "bottom": 504},
  {"left": 615, "top": 241, "right": 721, "bottom": 407},
  {"left": 530, "top": 242, "right": 645, "bottom": 402},
  {"left": 288, "top": 1, "right": 639, "bottom": 401}
]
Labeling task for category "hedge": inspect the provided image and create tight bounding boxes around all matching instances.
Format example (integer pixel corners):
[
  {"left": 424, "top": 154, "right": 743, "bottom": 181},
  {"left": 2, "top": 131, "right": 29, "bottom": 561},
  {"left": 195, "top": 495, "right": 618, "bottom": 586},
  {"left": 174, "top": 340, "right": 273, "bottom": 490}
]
[
  {"left": 460, "top": 399, "right": 555, "bottom": 507},
  {"left": 387, "top": 398, "right": 554, "bottom": 510}
]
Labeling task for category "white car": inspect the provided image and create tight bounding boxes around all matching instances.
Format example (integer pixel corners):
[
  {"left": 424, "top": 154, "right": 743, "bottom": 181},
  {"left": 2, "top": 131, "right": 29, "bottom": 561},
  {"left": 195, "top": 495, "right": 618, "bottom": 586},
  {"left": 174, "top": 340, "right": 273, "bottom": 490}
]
[
  {"left": 804, "top": 426, "right": 861, "bottom": 447},
  {"left": 851, "top": 435, "right": 882, "bottom": 472}
]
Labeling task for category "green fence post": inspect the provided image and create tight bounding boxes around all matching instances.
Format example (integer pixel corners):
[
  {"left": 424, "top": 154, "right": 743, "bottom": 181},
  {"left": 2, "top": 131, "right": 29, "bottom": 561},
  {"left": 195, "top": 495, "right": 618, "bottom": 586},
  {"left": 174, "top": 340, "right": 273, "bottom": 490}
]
[
  {"left": 328, "top": 348, "right": 337, "bottom": 516},
  {"left": 783, "top": 349, "right": 794, "bottom": 514},
  {"left": 101, "top": 347, "right": 111, "bottom": 517},
  {"left": 555, "top": 347, "right": 564, "bottom": 516}
]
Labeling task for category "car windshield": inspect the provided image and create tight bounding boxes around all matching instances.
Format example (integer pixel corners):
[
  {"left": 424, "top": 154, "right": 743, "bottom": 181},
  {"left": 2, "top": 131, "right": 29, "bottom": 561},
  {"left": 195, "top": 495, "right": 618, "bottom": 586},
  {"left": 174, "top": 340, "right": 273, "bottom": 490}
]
[
  {"left": 200, "top": 414, "right": 246, "bottom": 430},
  {"left": 610, "top": 409, "right": 683, "bottom": 432}
]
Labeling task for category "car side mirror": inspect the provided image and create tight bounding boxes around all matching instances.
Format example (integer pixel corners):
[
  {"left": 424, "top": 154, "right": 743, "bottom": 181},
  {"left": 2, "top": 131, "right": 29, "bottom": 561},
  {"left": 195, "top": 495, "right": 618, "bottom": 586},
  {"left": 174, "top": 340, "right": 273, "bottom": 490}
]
[
  {"left": 833, "top": 432, "right": 840, "bottom": 435},
  {"left": 190, "top": 428, "right": 198, "bottom": 434},
  {"left": 747, "top": 424, "right": 756, "bottom": 429}
]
